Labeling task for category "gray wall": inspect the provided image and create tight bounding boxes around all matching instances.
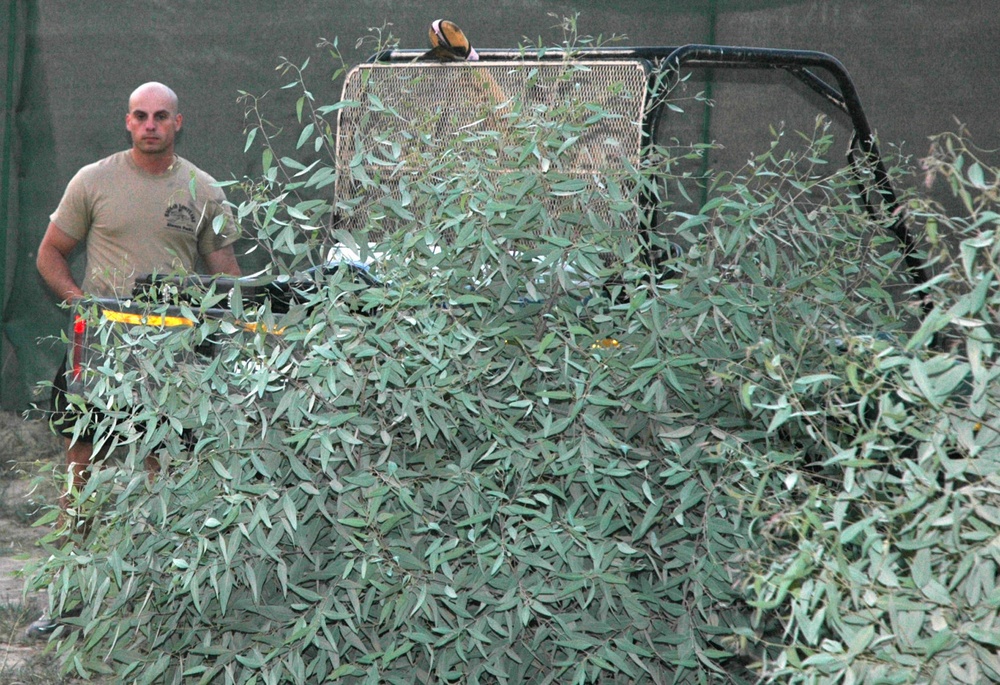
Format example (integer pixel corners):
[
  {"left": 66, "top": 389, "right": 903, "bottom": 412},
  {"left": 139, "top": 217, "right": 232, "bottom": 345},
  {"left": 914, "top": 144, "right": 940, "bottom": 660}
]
[{"left": 32, "top": 1, "right": 999, "bottom": 181}]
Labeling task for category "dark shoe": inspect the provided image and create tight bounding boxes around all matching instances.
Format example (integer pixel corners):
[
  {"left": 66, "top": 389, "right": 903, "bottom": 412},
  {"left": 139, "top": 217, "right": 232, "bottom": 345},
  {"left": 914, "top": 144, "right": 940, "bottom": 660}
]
[
  {"left": 25, "top": 614, "right": 59, "bottom": 640},
  {"left": 25, "top": 606, "right": 82, "bottom": 640}
]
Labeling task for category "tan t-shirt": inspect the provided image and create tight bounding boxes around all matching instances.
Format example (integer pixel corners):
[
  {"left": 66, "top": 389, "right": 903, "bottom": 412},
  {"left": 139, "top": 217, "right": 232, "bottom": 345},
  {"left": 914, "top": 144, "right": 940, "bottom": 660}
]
[{"left": 50, "top": 150, "right": 240, "bottom": 298}]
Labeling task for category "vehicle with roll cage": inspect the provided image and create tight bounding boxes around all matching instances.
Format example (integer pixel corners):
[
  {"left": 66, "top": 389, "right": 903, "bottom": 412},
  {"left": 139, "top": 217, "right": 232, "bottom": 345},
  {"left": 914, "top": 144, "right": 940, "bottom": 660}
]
[{"left": 64, "top": 43, "right": 927, "bottom": 401}]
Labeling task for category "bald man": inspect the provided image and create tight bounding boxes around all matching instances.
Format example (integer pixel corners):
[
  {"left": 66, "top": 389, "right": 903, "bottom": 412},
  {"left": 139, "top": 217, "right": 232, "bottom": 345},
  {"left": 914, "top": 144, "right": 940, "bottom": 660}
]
[
  {"left": 30, "top": 83, "right": 241, "bottom": 637},
  {"left": 38, "top": 82, "right": 240, "bottom": 300}
]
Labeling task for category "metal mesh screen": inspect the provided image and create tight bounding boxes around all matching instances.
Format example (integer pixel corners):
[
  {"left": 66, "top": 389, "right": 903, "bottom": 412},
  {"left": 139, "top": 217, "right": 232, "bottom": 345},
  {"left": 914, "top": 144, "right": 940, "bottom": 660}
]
[{"left": 334, "top": 59, "right": 651, "bottom": 243}]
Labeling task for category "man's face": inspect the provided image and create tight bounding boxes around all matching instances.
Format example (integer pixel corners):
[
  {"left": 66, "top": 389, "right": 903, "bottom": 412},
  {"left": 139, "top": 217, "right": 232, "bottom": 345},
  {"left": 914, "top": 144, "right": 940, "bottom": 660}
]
[{"left": 125, "top": 88, "right": 182, "bottom": 155}]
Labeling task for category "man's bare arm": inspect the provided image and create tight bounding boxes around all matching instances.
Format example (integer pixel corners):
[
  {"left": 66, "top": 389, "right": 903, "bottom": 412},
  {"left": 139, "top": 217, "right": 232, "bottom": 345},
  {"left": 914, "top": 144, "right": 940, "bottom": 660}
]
[
  {"left": 36, "top": 222, "right": 84, "bottom": 304},
  {"left": 204, "top": 244, "right": 241, "bottom": 277}
]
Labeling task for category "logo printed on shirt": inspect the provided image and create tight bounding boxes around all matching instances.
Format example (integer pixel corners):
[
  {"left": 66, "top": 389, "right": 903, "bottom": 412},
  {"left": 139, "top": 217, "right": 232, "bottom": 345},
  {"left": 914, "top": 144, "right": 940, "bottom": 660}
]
[{"left": 165, "top": 204, "right": 197, "bottom": 234}]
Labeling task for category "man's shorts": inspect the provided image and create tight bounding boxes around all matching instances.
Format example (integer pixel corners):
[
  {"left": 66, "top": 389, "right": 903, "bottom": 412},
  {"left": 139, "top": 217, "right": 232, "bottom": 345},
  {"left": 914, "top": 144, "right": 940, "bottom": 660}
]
[{"left": 50, "top": 359, "right": 99, "bottom": 442}]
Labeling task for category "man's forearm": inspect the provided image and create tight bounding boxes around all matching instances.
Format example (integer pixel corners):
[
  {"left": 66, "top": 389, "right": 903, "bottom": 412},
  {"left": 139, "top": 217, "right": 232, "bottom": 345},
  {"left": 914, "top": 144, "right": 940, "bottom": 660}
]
[{"left": 37, "top": 245, "right": 83, "bottom": 303}]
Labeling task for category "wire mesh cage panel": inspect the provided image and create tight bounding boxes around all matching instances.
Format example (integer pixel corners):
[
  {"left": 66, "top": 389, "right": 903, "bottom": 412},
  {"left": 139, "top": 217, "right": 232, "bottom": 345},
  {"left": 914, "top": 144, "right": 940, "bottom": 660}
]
[{"left": 335, "top": 59, "right": 652, "bottom": 245}]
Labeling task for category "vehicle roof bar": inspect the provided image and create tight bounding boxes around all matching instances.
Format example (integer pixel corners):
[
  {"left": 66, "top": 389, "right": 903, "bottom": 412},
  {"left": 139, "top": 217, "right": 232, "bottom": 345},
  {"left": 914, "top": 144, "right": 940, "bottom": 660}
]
[{"left": 376, "top": 45, "right": 928, "bottom": 291}]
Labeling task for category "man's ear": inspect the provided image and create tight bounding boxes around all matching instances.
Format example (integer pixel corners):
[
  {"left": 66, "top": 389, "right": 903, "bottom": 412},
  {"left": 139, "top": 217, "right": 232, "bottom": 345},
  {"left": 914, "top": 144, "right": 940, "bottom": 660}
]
[{"left": 175, "top": 113, "right": 183, "bottom": 131}]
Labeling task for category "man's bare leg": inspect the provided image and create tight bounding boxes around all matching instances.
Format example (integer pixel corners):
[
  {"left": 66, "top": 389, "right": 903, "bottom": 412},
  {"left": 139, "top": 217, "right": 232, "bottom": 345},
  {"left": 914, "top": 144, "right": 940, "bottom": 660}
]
[
  {"left": 30, "top": 438, "right": 95, "bottom": 639},
  {"left": 59, "top": 438, "right": 107, "bottom": 538},
  {"left": 61, "top": 438, "right": 92, "bottom": 509}
]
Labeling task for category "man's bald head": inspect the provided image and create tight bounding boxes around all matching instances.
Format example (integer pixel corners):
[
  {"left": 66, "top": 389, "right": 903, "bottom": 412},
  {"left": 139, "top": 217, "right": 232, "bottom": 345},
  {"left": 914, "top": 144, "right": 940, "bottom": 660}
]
[{"left": 128, "top": 82, "right": 179, "bottom": 114}]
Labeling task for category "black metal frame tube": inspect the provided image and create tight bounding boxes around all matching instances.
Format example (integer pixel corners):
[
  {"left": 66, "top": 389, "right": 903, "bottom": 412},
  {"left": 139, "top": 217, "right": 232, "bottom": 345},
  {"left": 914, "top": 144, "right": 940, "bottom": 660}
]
[{"left": 376, "top": 44, "right": 928, "bottom": 289}]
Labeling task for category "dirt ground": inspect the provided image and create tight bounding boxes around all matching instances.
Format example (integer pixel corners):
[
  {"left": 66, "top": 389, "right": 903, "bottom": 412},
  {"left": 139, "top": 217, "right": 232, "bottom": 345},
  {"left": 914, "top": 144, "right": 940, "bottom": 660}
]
[
  {"left": 0, "top": 410, "right": 69, "bottom": 679},
  {"left": 0, "top": 485, "right": 48, "bottom": 674}
]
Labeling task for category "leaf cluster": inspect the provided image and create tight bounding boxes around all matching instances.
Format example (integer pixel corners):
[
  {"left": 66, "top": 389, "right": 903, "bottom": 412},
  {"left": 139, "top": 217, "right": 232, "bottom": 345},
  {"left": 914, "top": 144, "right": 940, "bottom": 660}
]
[{"left": 26, "top": 29, "right": 1000, "bottom": 685}]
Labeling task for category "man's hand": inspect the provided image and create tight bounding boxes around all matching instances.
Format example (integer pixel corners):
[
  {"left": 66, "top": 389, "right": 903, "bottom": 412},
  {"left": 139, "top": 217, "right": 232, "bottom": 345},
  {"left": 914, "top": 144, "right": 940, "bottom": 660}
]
[{"left": 204, "top": 244, "right": 241, "bottom": 277}]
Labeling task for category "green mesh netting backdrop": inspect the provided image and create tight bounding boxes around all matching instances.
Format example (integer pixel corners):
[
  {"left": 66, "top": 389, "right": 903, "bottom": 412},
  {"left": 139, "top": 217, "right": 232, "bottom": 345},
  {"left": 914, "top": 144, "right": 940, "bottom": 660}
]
[{"left": 2, "top": 0, "right": 997, "bottom": 410}]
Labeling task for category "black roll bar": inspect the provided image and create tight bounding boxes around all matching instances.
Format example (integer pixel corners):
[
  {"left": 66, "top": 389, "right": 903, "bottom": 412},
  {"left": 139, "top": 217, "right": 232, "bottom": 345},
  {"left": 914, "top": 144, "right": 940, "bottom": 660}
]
[
  {"left": 657, "top": 45, "right": 927, "bottom": 291},
  {"left": 376, "top": 45, "right": 928, "bottom": 291}
]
